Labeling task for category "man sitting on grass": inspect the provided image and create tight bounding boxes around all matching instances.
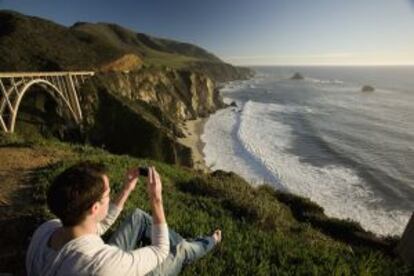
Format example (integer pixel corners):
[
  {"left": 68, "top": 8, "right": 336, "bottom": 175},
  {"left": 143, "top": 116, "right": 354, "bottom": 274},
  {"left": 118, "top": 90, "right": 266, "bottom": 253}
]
[{"left": 26, "top": 161, "right": 222, "bottom": 275}]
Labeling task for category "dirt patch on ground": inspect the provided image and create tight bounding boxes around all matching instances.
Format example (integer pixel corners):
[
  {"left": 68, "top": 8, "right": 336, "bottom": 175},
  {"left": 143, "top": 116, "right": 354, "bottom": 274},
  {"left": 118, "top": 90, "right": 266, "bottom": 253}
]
[
  {"left": 0, "top": 146, "right": 71, "bottom": 275},
  {"left": 0, "top": 147, "right": 57, "bottom": 206}
]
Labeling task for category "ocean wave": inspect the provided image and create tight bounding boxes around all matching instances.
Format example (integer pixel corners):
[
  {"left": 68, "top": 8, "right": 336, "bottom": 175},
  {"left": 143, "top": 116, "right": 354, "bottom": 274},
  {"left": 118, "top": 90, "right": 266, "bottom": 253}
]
[
  {"left": 306, "top": 77, "right": 344, "bottom": 85},
  {"left": 220, "top": 80, "right": 260, "bottom": 93},
  {"left": 237, "top": 101, "right": 284, "bottom": 187},
  {"left": 202, "top": 107, "right": 279, "bottom": 186},
  {"left": 203, "top": 99, "right": 412, "bottom": 236}
]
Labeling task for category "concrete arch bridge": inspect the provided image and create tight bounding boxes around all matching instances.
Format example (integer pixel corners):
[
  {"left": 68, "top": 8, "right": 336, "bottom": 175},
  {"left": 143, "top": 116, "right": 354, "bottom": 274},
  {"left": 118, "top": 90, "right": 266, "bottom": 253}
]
[{"left": 0, "top": 71, "right": 94, "bottom": 133}]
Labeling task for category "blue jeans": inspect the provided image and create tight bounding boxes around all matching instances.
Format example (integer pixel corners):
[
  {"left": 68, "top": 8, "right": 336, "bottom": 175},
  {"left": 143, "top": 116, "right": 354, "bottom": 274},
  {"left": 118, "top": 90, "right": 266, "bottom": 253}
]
[{"left": 108, "top": 208, "right": 216, "bottom": 276}]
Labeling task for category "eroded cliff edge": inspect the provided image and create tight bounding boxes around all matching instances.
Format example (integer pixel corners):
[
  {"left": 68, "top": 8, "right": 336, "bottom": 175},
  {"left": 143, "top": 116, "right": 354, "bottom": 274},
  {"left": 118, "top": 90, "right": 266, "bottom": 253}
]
[{"left": 77, "top": 67, "right": 230, "bottom": 166}]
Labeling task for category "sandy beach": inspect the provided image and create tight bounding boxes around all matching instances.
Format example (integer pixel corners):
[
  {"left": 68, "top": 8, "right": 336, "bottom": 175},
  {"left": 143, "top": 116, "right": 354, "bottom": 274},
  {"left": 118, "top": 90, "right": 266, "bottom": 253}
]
[{"left": 178, "top": 117, "right": 209, "bottom": 171}]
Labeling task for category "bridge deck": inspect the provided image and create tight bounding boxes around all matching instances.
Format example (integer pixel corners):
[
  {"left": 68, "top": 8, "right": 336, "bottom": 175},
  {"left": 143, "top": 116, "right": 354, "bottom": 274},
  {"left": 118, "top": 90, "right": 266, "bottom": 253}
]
[{"left": 0, "top": 71, "right": 95, "bottom": 78}]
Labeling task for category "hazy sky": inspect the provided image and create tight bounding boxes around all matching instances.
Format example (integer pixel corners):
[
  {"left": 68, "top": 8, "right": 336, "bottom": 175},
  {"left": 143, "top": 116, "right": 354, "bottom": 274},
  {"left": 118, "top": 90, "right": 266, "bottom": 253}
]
[{"left": 1, "top": 0, "right": 414, "bottom": 65}]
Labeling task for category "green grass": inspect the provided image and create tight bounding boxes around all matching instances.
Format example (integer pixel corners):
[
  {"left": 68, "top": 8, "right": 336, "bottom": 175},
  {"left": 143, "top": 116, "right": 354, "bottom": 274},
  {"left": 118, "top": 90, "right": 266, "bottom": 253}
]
[
  {"left": 143, "top": 51, "right": 199, "bottom": 69},
  {"left": 1, "top": 135, "right": 411, "bottom": 275}
]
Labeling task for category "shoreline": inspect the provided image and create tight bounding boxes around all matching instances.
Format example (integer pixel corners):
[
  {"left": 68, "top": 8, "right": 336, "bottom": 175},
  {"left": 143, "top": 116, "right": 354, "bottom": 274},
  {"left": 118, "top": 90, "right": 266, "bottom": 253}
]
[{"left": 178, "top": 117, "right": 209, "bottom": 172}]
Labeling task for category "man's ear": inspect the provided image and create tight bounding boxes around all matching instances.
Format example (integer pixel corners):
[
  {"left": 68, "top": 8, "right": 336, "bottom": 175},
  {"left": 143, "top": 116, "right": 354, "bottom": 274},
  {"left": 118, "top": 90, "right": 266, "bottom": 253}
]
[{"left": 90, "top": 201, "right": 100, "bottom": 216}]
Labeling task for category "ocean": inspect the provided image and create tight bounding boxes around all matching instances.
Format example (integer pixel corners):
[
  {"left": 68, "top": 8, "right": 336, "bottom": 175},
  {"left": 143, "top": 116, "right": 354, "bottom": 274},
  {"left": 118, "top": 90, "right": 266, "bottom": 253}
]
[{"left": 201, "top": 66, "right": 414, "bottom": 236}]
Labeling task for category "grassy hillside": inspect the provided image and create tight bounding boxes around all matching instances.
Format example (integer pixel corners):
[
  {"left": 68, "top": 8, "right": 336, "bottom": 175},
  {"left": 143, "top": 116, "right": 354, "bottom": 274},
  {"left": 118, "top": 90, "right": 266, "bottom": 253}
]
[
  {"left": 71, "top": 22, "right": 222, "bottom": 64},
  {"left": 70, "top": 22, "right": 201, "bottom": 69},
  {"left": 0, "top": 10, "right": 121, "bottom": 71},
  {"left": 0, "top": 10, "right": 252, "bottom": 81},
  {"left": 0, "top": 134, "right": 412, "bottom": 275}
]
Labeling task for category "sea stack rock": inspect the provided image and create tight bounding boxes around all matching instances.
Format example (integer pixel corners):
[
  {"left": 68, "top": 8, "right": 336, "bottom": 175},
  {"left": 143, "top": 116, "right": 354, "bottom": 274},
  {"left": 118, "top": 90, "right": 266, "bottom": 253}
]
[
  {"left": 290, "top": 72, "right": 304, "bottom": 80},
  {"left": 361, "top": 85, "right": 375, "bottom": 92}
]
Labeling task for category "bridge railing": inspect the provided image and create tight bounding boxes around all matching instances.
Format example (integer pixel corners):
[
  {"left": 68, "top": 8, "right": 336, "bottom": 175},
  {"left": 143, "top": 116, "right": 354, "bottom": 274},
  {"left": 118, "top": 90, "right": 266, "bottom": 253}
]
[{"left": 0, "top": 71, "right": 95, "bottom": 78}]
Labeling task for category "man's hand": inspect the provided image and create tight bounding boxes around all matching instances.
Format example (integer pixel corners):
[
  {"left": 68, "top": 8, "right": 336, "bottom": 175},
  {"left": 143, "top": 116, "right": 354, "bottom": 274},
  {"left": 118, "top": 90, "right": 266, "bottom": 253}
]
[
  {"left": 147, "top": 167, "right": 166, "bottom": 225},
  {"left": 147, "top": 167, "right": 162, "bottom": 202},
  {"left": 122, "top": 167, "right": 140, "bottom": 193},
  {"left": 212, "top": 229, "right": 222, "bottom": 244},
  {"left": 112, "top": 167, "right": 139, "bottom": 210}
]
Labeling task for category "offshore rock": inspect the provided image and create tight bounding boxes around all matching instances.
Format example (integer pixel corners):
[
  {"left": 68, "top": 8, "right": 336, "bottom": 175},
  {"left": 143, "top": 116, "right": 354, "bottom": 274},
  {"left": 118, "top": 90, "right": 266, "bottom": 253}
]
[
  {"left": 290, "top": 72, "right": 305, "bottom": 80},
  {"left": 362, "top": 85, "right": 375, "bottom": 92}
]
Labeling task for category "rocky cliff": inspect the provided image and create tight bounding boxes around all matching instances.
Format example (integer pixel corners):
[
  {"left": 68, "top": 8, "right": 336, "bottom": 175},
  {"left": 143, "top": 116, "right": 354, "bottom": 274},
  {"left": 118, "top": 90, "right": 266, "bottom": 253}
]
[
  {"left": 75, "top": 67, "right": 225, "bottom": 166},
  {"left": 97, "top": 68, "right": 225, "bottom": 121}
]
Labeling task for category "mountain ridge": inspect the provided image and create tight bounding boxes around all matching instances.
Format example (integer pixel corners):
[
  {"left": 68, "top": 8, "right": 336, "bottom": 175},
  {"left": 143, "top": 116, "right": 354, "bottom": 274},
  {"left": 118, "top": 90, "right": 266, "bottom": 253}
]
[{"left": 0, "top": 9, "right": 252, "bottom": 81}]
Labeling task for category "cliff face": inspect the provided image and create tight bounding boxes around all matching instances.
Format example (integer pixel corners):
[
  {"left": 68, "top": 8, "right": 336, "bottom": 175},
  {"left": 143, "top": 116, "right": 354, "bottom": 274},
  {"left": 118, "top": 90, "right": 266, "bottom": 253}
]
[
  {"left": 77, "top": 68, "right": 225, "bottom": 166},
  {"left": 98, "top": 68, "right": 225, "bottom": 121}
]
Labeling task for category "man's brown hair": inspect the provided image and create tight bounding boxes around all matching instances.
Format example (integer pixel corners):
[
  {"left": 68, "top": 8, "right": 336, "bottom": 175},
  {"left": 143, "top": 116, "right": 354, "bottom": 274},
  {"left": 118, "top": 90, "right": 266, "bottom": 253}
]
[{"left": 47, "top": 161, "right": 108, "bottom": 226}]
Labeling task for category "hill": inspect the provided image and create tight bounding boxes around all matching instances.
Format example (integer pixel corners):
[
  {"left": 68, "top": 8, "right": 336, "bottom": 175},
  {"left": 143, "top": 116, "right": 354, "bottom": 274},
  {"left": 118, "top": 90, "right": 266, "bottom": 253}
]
[
  {"left": 0, "top": 10, "right": 252, "bottom": 81},
  {"left": 0, "top": 134, "right": 412, "bottom": 275}
]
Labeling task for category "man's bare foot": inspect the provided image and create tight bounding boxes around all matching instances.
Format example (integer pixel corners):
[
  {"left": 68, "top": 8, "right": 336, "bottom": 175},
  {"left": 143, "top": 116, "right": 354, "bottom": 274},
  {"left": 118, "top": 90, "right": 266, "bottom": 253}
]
[{"left": 212, "top": 229, "right": 222, "bottom": 244}]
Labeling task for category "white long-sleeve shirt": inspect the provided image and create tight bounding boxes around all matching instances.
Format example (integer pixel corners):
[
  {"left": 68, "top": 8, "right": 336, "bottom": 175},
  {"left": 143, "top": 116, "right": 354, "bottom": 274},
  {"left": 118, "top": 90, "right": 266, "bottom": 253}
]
[{"left": 26, "top": 204, "right": 170, "bottom": 276}]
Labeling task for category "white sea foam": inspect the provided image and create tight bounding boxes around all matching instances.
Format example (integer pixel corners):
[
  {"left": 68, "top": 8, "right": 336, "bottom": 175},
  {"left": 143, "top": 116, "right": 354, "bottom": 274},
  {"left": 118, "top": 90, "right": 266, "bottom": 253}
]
[
  {"left": 202, "top": 107, "right": 277, "bottom": 186},
  {"left": 306, "top": 77, "right": 344, "bottom": 85},
  {"left": 202, "top": 97, "right": 412, "bottom": 236},
  {"left": 220, "top": 81, "right": 254, "bottom": 93}
]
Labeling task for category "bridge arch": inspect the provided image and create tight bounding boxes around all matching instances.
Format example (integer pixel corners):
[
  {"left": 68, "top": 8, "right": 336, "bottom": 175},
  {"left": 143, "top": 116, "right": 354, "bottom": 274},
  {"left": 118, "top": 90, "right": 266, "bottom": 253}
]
[
  {"left": 10, "top": 79, "right": 78, "bottom": 133},
  {"left": 0, "top": 71, "right": 94, "bottom": 133}
]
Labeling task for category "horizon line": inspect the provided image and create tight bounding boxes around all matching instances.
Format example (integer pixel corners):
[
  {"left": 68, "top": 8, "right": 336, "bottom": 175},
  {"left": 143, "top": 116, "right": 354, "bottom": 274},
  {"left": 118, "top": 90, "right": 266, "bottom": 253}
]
[{"left": 231, "top": 64, "right": 414, "bottom": 67}]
